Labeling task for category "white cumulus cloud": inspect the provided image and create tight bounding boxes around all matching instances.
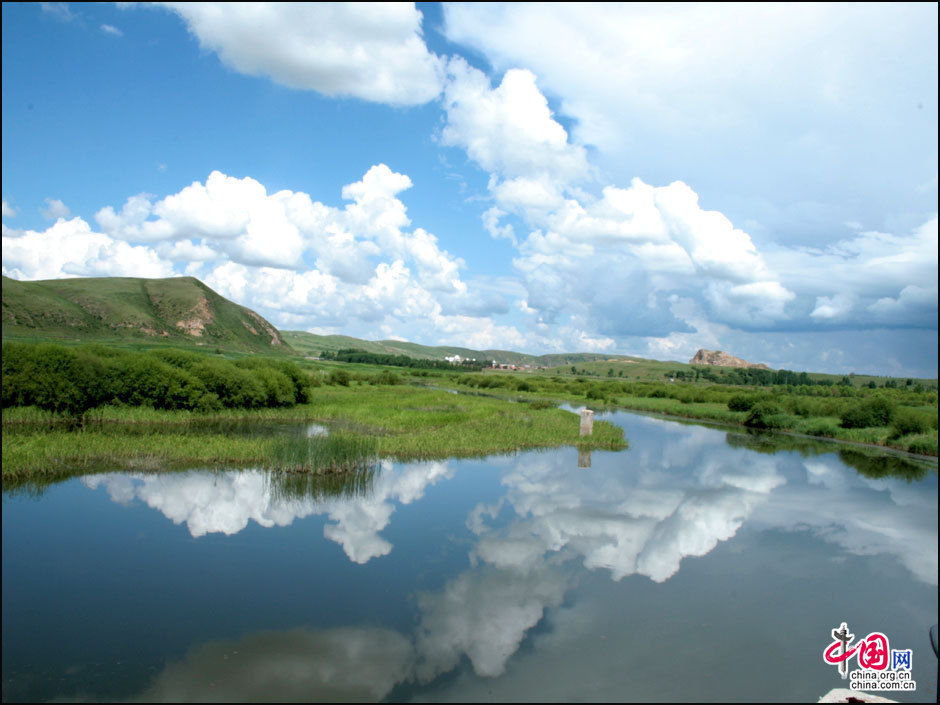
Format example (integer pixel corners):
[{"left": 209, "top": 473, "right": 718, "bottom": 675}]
[
  {"left": 1, "top": 217, "right": 173, "bottom": 281},
  {"left": 41, "top": 197, "right": 71, "bottom": 220},
  {"left": 160, "top": 2, "right": 444, "bottom": 105}
]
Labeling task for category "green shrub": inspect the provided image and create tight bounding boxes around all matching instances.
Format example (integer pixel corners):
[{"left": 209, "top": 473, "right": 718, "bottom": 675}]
[
  {"left": 327, "top": 369, "right": 350, "bottom": 386},
  {"left": 190, "top": 359, "right": 266, "bottom": 408},
  {"left": 528, "top": 399, "right": 554, "bottom": 410},
  {"left": 194, "top": 392, "right": 222, "bottom": 413},
  {"left": 728, "top": 395, "right": 757, "bottom": 412},
  {"left": 745, "top": 402, "right": 786, "bottom": 429},
  {"left": 904, "top": 434, "right": 938, "bottom": 456},
  {"left": 152, "top": 348, "right": 206, "bottom": 370},
  {"left": 111, "top": 356, "right": 205, "bottom": 409},
  {"left": 890, "top": 409, "right": 931, "bottom": 438},
  {"left": 373, "top": 370, "right": 402, "bottom": 386},
  {"left": 1, "top": 343, "right": 109, "bottom": 418},
  {"left": 800, "top": 418, "right": 841, "bottom": 437},
  {"left": 250, "top": 368, "right": 296, "bottom": 406},
  {"left": 841, "top": 397, "right": 896, "bottom": 428}
]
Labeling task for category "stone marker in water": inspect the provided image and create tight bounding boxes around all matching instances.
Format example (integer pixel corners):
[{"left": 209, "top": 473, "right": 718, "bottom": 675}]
[{"left": 580, "top": 409, "right": 594, "bottom": 436}]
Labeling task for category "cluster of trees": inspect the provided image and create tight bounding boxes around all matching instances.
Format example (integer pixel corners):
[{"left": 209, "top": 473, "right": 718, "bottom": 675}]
[
  {"left": 670, "top": 366, "right": 834, "bottom": 387},
  {"left": 1, "top": 343, "right": 310, "bottom": 418},
  {"left": 319, "top": 348, "right": 485, "bottom": 371},
  {"left": 669, "top": 366, "right": 931, "bottom": 391},
  {"left": 727, "top": 392, "right": 935, "bottom": 440},
  {"left": 449, "top": 370, "right": 936, "bottom": 434},
  {"left": 321, "top": 368, "right": 402, "bottom": 387}
]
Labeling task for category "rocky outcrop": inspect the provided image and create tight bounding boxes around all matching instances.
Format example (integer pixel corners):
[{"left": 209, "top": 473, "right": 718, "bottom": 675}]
[
  {"left": 689, "top": 349, "right": 769, "bottom": 370},
  {"left": 2, "top": 275, "right": 293, "bottom": 354},
  {"left": 175, "top": 297, "right": 213, "bottom": 337},
  {"left": 244, "top": 309, "right": 285, "bottom": 346}
]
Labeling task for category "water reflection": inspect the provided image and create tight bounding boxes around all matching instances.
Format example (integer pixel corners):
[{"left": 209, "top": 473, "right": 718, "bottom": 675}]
[
  {"left": 5, "top": 412, "right": 936, "bottom": 702},
  {"left": 268, "top": 466, "right": 376, "bottom": 503},
  {"left": 135, "top": 626, "right": 414, "bottom": 703},
  {"left": 468, "top": 419, "right": 786, "bottom": 584},
  {"left": 80, "top": 416, "right": 937, "bottom": 587},
  {"left": 83, "top": 459, "right": 454, "bottom": 564},
  {"left": 415, "top": 561, "right": 572, "bottom": 680},
  {"left": 725, "top": 429, "right": 933, "bottom": 482}
]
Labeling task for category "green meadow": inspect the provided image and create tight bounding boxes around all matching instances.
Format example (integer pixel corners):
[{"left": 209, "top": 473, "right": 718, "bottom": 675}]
[
  {"left": 2, "top": 335, "right": 937, "bottom": 488},
  {"left": 2, "top": 380, "right": 627, "bottom": 482}
]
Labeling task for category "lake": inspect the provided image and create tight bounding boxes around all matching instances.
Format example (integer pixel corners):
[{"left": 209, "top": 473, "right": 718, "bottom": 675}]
[{"left": 2, "top": 410, "right": 937, "bottom": 702}]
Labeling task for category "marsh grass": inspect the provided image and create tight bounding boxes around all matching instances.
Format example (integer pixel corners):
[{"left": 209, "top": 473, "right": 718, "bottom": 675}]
[
  {"left": 903, "top": 433, "right": 938, "bottom": 455},
  {"left": 1, "top": 404, "right": 325, "bottom": 427},
  {"left": 304, "top": 387, "right": 626, "bottom": 459},
  {"left": 267, "top": 465, "right": 377, "bottom": 503},
  {"left": 509, "top": 387, "right": 936, "bottom": 457},
  {"left": 1, "top": 428, "right": 273, "bottom": 479},
  {"left": 2, "top": 386, "right": 627, "bottom": 481},
  {"left": 266, "top": 433, "right": 378, "bottom": 474}
]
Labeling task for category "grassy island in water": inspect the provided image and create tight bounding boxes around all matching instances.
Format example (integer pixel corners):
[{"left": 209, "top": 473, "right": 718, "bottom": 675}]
[{"left": 2, "top": 386, "right": 627, "bottom": 483}]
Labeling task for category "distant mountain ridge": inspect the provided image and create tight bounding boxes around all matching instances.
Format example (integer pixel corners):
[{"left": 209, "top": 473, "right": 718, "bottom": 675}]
[
  {"left": 282, "top": 330, "right": 640, "bottom": 368},
  {"left": 1, "top": 274, "right": 639, "bottom": 364},
  {"left": 3, "top": 276, "right": 929, "bottom": 384},
  {"left": 2, "top": 275, "right": 289, "bottom": 353}
]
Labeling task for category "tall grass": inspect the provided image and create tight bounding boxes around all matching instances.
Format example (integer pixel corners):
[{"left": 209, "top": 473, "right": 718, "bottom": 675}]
[
  {"left": 2, "top": 386, "right": 628, "bottom": 482},
  {"left": 267, "top": 466, "right": 377, "bottom": 503},
  {"left": 266, "top": 433, "right": 377, "bottom": 474}
]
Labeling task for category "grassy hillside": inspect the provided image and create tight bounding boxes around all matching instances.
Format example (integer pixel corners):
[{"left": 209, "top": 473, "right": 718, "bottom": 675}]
[
  {"left": 2, "top": 276, "right": 292, "bottom": 355},
  {"left": 282, "top": 332, "right": 412, "bottom": 358},
  {"left": 283, "top": 331, "right": 528, "bottom": 363},
  {"left": 283, "top": 330, "right": 639, "bottom": 367},
  {"left": 5, "top": 277, "right": 933, "bottom": 388}
]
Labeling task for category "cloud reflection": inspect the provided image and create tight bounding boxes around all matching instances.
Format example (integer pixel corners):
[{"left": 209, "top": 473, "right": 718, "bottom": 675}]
[
  {"left": 79, "top": 413, "right": 935, "bottom": 700},
  {"left": 471, "top": 424, "right": 786, "bottom": 583},
  {"left": 84, "top": 471, "right": 316, "bottom": 537},
  {"left": 135, "top": 626, "right": 414, "bottom": 703},
  {"left": 416, "top": 563, "right": 571, "bottom": 680},
  {"left": 83, "top": 459, "right": 453, "bottom": 564}
]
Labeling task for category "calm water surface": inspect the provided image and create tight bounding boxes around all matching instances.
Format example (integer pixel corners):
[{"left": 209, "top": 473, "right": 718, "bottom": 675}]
[{"left": 2, "top": 411, "right": 937, "bottom": 702}]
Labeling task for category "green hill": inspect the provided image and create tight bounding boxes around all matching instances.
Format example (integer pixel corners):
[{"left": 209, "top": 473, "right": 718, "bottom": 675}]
[
  {"left": 6, "top": 276, "right": 931, "bottom": 388},
  {"left": 282, "top": 330, "right": 641, "bottom": 368},
  {"left": 283, "top": 330, "right": 510, "bottom": 362},
  {"left": 2, "top": 275, "right": 292, "bottom": 354}
]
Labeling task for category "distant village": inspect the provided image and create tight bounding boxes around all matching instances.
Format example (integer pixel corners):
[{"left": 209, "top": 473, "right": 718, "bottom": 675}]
[{"left": 443, "top": 354, "right": 542, "bottom": 371}]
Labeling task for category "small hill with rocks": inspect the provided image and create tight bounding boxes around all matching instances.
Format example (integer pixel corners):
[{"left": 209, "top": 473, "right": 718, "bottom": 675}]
[
  {"left": 2, "top": 275, "right": 290, "bottom": 354},
  {"left": 689, "top": 349, "right": 769, "bottom": 370}
]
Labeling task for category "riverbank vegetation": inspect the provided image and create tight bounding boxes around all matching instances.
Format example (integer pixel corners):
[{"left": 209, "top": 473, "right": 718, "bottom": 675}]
[
  {"left": 2, "top": 374, "right": 627, "bottom": 481},
  {"left": 445, "top": 370, "right": 937, "bottom": 456},
  {"left": 1, "top": 342, "right": 310, "bottom": 418},
  {"left": 2, "top": 341, "right": 936, "bottom": 488},
  {"left": 318, "top": 348, "right": 485, "bottom": 371}
]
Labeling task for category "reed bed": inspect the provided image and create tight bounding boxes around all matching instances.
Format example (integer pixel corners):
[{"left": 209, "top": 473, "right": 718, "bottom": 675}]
[
  {"left": 2, "top": 429, "right": 272, "bottom": 480},
  {"left": 267, "top": 465, "right": 377, "bottom": 503},
  {"left": 508, "top": 388, "right": 937, "bottom": 457},
  {"left": 1, "top": 404, "right": 325, "bottom": 427},
  {"left": 1, "top": 386, "right": 627, "bottom": 482},
  {"left": 265, "top": 433, "right": 378, "bottom": 474}
]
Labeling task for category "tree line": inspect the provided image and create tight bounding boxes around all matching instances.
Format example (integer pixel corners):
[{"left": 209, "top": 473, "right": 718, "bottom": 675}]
[
  {"left": 319, "top": 348, "right": 485, "bottom": 371},
  {"left": 1, "top": 343, "right": 310, "bottom": 419},
  {"left": 669, "top": 365, "right": 930, "bottom": 390}
]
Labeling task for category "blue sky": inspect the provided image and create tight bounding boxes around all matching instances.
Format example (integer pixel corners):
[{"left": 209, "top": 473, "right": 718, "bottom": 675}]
[{"left": 2, "top": 2, "right": 937, "bottom": 377}]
